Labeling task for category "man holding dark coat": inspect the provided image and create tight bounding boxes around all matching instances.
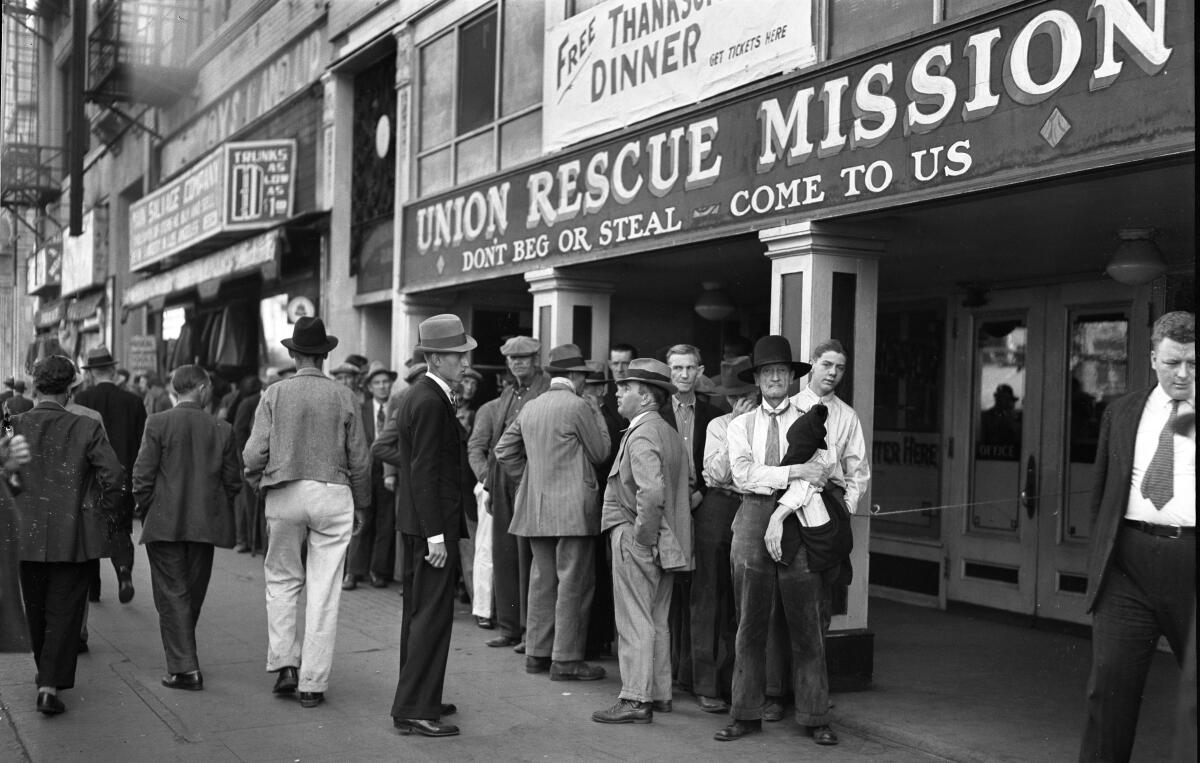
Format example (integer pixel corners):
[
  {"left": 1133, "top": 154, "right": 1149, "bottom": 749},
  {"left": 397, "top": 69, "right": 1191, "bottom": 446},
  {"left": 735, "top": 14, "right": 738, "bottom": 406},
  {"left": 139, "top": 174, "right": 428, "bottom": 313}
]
[{"left": 132, "top": 365, "right": 242, "bottom": 691}]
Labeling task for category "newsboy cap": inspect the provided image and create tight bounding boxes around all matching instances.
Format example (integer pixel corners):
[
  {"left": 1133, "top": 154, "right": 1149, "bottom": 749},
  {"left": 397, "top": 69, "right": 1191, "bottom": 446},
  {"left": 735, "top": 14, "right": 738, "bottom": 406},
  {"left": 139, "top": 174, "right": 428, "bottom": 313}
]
[{"left": 500, "top": 336, "right": 540, "bottom": 357}]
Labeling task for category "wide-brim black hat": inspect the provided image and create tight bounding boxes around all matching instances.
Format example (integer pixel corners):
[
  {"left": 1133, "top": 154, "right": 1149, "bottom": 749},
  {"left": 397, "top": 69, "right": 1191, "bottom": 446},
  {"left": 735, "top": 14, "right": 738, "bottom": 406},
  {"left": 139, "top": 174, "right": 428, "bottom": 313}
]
[
  {"left": 281, "top": 316, "right": 339, "bottom": 355},
  {"left": 738, "top": 336, "right": 812, "bottom": 382}
]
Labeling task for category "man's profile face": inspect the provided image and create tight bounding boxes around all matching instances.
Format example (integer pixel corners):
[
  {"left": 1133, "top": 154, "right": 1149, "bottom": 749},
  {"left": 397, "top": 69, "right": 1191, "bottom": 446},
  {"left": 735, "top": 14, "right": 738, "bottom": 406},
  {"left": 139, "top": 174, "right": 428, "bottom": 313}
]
[
  {"left": 809, "top": 351, "right": 847, "bottom": 396},
  {"left": 460, "top": 376, "right": 478, "bottom": 400},
  {"left": 609, "top": 350, "right": 633, "bottom": 380},
  {"left": 755, "top": 363, "right": 794, "bottom": 401},
  {"left": 667, "top": 353, "right": 703, "bottom": 395},
  {"left": 615, "top": 381, "right": 642, "bottom": 419},
  {"left": 506, "top": 354, "right": 535, "bottom": 383},
  {"left": 435, "top": 352, "right": 469, "bottom": 384},
  {"left": 1151, "top": 338, "right": 1196, "bottom": 401},
  {"left": 369, "top": 375, "right": 393, "bottom": 402}
]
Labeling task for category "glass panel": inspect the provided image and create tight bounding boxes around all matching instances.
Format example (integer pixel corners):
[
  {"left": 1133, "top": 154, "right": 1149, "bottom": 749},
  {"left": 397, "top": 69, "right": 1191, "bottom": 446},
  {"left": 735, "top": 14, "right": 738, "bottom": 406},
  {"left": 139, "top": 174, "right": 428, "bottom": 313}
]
[
  {"left": 1064, "top": 312, "right": 1129, "bottom": 541},
  {"left": 456, "top": 130, "right": 496, "bottom": 185},
  {"left": 260, "top": 295, "right": 293, "bottom": 370},
  {"left": 418, "top": 148, "right": 453, "bottom": 196},
  {"left": 500, "top": 110, "right": 542, "bottom": 168},
  {"left": 946, "top": 0, "right": 1015, "bottom": 20},
  {"left": 970, "top": 317, "right": 1026, "bottom": 533},
  {"left": 502, "top": 0, "right": 545, "bottom": 115},
  {"left": 830, "top": 0, "right": 935, "bottom": 59},
  {"left": 420, "top": 32, "right": 455, "bottom": 151},
  {"left": 457, "top": 9, "right": 498, "bottom": 135}
]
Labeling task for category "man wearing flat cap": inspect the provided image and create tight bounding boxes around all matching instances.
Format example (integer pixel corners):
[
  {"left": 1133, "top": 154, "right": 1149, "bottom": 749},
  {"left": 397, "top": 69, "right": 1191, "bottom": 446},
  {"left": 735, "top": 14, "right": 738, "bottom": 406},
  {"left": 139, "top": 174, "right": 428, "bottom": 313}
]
[
  {"left": 593, "top": 359, "right": 693, "bottom": 725},
  {"left": 495, "top": 344, "right": 611, "bottom": 682},
  {"left": 243, "top": 316, "right": 371, "bottom": 709},
  {"left": 468, "top": 334, "right": 550, "bottom": 650},
  {"left": 373, "top": 313, "right": 476, "bottom": 738},
  {"left": 344, "top": 362, "right": 398, "bottom": 591}
]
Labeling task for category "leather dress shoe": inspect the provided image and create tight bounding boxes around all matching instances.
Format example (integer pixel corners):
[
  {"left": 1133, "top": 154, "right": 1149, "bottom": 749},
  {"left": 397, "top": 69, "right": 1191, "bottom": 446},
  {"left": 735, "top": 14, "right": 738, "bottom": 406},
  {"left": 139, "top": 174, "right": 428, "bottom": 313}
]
[
  {"left": 36, "top": 692, "right": 65, "bottom": 715},
  {"left": 526, "top": 656, "right": 551, "bottom": 674},
  {"left": 342, "top": 573, "right": 358, "bottom": 591},
  {"left": 162, "top": 671, "right": 204, "bottom": 691},
  {"left": 550, "top": 660, "right": 605, "bottom": 681},
  {"left": 651, "top": 700, "right": 672, "bottom": 713},
  {"left": 440, "top": 703, "right": 457, "bottom": 717},
  {"left": 714, "top": 719, "right": 762, "bottom": 741},
  {"left": 592, "top": 699, "right": 652, "bottom": 724},
  {"left": 298, "top": 691, "right": 324, "bottom": 708},
  {"left": 486, "top": 634, "right": 521, "bottom": 648},
  {"left": 763, "top": 698, "right": 785, "bottom": 722},
  {"left": 117, "top": 567, "right": 135, "bottom": 604},
  {"left": 475, "top": 616, "right": 494, "bottom": 630},
  {"left": 234, "top": 543, "right": 250, "bottom": 553},
  {"left": 273, "top": 666, "right": 299, "bottom": 694},
  {"left": 697, "top": 695, "right": 729, "bottom": 713},
  {"left": 369, "top": 573, "right": 388, "bottom": 588},
  {"left": 513, "top": 641, "right": 526, "bottom": 654},
  {"left": 808, "top": 724, "right": 839, "bottom": 745},
  {"left": 394, "top": 718, "right": 460, "bottom": 737}
]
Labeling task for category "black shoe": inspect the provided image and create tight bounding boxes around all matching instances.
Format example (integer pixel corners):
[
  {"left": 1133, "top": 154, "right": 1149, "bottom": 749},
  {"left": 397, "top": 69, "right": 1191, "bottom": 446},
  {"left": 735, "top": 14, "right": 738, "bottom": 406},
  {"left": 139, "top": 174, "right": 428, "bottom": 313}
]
[
  {"left": 697, "top": 695, "right": 729, "bottom": 713},
  {"left": 394, "top": 718, "right": 460, "bottom": 736},
  {"left": 763, "top": 698, "right": 785, "bottom": 722},
  {"left": 513, "top": 641, "right": 526, "bottom": 654},
  {"left": 342, "top": 573, "right": 358, "bottom": 591},
  {"left": 273, "top": 666, "right": 299, "bottom": 694},
  {"left": 369, "top": 573, "right": 388, "bottom": 588},
  {"left": 807, "top": 724, "right": 839, "bottom": 745},
  {"left": 525, "top": 656, "right": 551, "bottom": 674},
  {"left": 486, "top": 634, "right": 521, "bottom": 648},
  {"left": 651, "top": 700, "right": 673, "bottom": 713},
  {"left": 714, "top": 719, "right": 762, "bottom": 741},
  {"left": 234, "top": 543, "right": 250, "bottom": 553},
  {"left": 117, "top": 567, "right": 135, "bottom": 604},
  {"left": 592, "top": 699, "right": 652, "bottom": 724},
  {"left": 36, "top": 692, "right": 65, "bottom": 715},
  {"left": 475, "top": 616, "right": 495, "bottom": 630},
  {"left": 162, "top": 672, "right": 204, "bottom": 691},
  {"left": 440, "top": 703, "right": 457, "bottom": 717},
  {"left": 549, "top": 660, "right": 605, "bottom": 681},
  {"left": 298, "top": 691, "right": 324, "bottom": 708}
]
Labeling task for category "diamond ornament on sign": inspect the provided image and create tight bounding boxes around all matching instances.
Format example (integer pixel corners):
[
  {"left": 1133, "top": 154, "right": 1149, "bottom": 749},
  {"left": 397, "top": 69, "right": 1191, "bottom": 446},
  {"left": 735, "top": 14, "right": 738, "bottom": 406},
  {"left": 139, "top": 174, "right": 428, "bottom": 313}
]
[
  {"left": 1040, "top": 108, "right": 1071, "bottom": 147},
  {"left": 436, "top": 255, "right": 445, "bottom": 275}
]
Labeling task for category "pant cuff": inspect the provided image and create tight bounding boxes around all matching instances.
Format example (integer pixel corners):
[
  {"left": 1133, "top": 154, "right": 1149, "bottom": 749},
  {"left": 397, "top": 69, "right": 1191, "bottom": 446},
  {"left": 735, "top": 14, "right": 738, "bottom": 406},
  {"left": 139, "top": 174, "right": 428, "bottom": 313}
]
[{"left": 618, "top": 690, "right": 650, "bottom": 703}]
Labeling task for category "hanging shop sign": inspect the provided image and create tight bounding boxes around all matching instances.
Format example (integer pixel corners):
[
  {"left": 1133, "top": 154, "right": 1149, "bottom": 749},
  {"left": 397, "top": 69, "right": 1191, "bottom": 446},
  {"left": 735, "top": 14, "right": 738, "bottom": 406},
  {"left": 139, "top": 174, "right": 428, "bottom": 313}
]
[
  {"left": 404, "top": 0, "right": 1193, "bottom": 290},
  {"left": 129, "top": 140, "right": 296, "bottom": 272},
  {"left": 123, "top": 228, "right": 280, "bottom": 307},
  {"left": 61, "top": 208, "right": 109, "bottom": 297},
  {"left": 26, "top": 240, "right": 61, "bottom": 296},
  {"left": 34, "top": 299, "right": 65, "bottom": 330},
  {"left": 544, "top": 0, "right": 816, "bottom": 152}
]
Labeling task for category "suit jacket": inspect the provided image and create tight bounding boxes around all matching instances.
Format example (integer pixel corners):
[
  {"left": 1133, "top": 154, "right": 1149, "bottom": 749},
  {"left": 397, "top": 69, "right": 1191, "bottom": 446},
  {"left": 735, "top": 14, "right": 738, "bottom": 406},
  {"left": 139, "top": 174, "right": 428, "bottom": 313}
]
[
  {"left": 1084, "top": 387, "right": 1156, "bottom": 613},
  {"left": 373, "top": 376, "right": 471, "bottom": 541},
  {"left": 660, "top": 396, "right": 722, "bottom": 493},
  {"left": 601, "top": 411, "right": 694, "bottom": 571},
  {"left": 132, "top": 401, "right": 242, "bottom": 547},
  {"left": 74, "top": 381, "right": 147, "bottom": 517},
  {"left": 467, "top": 398, "right": 504, "bottom": 483},
  {"left": 232, "top": 392, "right": 260, "bottom": 453},
  {"left": 494, "top": 386, "right": 610, "bottom": 536},
  {"left": 12, "top": 402, "right": 125, "bottom": 562},
  {"left": 360, "top": 397, "right": 392, "bottom": 510}
]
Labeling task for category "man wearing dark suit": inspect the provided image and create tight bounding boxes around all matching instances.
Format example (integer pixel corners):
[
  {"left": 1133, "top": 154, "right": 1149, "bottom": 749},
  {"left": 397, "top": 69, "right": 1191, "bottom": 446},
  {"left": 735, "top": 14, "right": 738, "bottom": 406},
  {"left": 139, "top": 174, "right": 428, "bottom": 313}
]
[
  {"left": 344, "top": 361, "right": 398, "bottom": 590},
  {"left": 373, "top": 314, "right": 475, "bottom": 738},
  {"left": 1079, "top": 310, "right": 1195, "bottom": 762},
  {"left": 132, "top": 365, "right": 242, "bottom": 692},
  {"left": 13, "top": 355, "right": 124, "bottom": 715},
  {"left": 74, "top": 346, "right": 147, "bottom": 604}
]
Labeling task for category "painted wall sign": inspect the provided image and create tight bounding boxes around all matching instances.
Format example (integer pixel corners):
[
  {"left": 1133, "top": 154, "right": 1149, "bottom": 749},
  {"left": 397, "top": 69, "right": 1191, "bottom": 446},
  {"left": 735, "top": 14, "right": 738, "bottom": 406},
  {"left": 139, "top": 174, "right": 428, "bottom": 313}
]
[
  {"left": 123, "top": 229, "right": 280, "bottom": 307},
  {"left": 127, "top": 335, "right": 158, "bottom": 376},
  {"left": 543, "top": 0, "right": 816, "bottom": 152},
  {"left": 61, "top": 208, "right": 109, "bottom": 297},
  {"left": 130, "top": 140, "right": 296, "bottom": 272},
  {"left": 26, "top": 241, "right": 61, "bottom": 296},
  {"left": 403, "top": 0, "right": 1193, "bottom": 290}
]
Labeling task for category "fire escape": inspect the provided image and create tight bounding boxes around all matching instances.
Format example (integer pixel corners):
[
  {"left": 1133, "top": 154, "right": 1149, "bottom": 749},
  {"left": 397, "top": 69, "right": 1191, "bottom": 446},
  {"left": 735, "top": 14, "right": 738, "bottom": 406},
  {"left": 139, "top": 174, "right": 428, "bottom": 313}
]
[{"left": 88, "top": 0, "right": 199, "bottom": 110}]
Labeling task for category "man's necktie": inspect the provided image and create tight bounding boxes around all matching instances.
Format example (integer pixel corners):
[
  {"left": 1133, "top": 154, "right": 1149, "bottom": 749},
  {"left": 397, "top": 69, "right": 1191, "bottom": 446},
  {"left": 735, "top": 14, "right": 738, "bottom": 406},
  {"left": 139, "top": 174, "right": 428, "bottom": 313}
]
[
  {"left": 1141, "top": 399, "right": 1180, "bottom": 510},
  {"left": 376, "top": 405, "right": 385, "bottom": 437},
  {"left": 765, "top": 408, "right": 783, "bottom": 467}
]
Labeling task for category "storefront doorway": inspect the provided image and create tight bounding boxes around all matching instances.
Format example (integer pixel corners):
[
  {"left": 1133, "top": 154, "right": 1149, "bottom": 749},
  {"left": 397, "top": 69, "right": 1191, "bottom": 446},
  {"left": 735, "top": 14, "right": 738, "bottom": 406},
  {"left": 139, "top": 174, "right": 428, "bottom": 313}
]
[{"left": 945, "top": 281, "right": 1151, "bottom": 625}]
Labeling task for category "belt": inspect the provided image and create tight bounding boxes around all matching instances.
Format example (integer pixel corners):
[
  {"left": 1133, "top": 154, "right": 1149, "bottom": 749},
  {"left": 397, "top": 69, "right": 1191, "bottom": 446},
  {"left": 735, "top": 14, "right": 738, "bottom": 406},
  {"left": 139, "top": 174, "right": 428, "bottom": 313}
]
[
  {"left": 1122, "top": 519, "right": 1196, "bottom": 539},
  {"left": 710, "top": 486, "right": 742, "bottom": 498}
]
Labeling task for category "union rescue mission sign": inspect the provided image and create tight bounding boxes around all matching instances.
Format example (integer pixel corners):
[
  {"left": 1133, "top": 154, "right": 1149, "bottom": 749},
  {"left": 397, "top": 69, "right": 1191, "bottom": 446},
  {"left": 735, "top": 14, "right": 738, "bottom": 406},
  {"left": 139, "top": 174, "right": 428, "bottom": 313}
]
[{"left": 402, "top": 0, "right": 1194, "bottom": 290}]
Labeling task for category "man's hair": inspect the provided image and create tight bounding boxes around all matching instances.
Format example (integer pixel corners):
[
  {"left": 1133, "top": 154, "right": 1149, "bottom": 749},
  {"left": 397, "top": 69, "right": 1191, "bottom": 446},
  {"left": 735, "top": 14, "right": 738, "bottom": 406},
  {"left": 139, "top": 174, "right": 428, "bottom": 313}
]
[
  {"left": 117, "top": 368, "right": 131, "bottom": 381},
  {"left": 170, "top": 365, "right": 210, "bottom": 396},
  {"left": 1151, "top": 311, "right": 1195, "bottom": 348},
  {"left": 90, "top": 363, "right": 117, "bottom": 380},
  {"left": 610, "top": 343, "right": 638, "bottom": 358},
  {"left": 665, "top": 344, "right": 702, "bottom": 364},
  {"left": 811, "top": 339, "right": 848, "bottom": 361},
  {"left": 633, "top": 381, "right": 667, "bottom": 408},
  {"left": 33, "top": 356, "right": 76, "bottom": 395}
]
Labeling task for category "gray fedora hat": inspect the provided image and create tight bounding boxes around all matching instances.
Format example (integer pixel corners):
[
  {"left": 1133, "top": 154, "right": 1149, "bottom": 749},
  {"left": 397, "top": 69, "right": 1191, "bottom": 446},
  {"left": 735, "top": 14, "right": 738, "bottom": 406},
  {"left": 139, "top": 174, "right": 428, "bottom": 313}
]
[
  {"left": 414, "top": 314, "right": 477, "bottom": 354},
  {"left": 545, "top": 343, "right": 591, "bottom": 373},
  {"left": 617, "top": 358, "right": 678, "bottom": 395}
]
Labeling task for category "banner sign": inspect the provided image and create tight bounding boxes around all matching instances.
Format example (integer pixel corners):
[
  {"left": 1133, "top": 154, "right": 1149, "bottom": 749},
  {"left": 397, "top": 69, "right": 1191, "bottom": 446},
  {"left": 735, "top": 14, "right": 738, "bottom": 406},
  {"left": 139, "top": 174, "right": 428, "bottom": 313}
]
[
  {"left": 127, "top": 335, "right": 158, "bottom": 377},
  {"left": 61, "top": 208, "right": 108, "bottom": 297},
  {"left": 403, "top": 0, "right": 1193, "bottom": 290},
  {"left": 544, "top": 0, "right": 816, "bottom": 152},
  {"left": 123, "top": 229, "right": 279, "bottom": 307},
  {"left": 130, "top": 140, "right": 296, "bottom": 272}
]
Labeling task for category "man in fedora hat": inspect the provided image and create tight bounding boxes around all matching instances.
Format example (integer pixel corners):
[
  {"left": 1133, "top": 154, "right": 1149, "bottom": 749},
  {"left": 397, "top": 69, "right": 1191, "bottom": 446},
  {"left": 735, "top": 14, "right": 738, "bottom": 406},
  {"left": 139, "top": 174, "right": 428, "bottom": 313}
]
[
  {"left": 243, "top": 316, "right": 371, "bottom": 709},
  {"left": 494, "top": 344, "right": 611, "bottom": 682},
  {"left": 74, "top": 346, "right": 148, "bottom": 605},
  {"left": 468, "top": 335, "right": 550, "bottom": 650},
  {"left": 691, "top": 356, "right": 760, "bottom": 714},
  {"left": 373, "top": 313, "right": 476, "bottom": 737},
  {"left": 593, "top": 359, "right": 693, "bottom": 725},
  {"left": 344, "top": 361, "right": 399, "bottom": 591}
]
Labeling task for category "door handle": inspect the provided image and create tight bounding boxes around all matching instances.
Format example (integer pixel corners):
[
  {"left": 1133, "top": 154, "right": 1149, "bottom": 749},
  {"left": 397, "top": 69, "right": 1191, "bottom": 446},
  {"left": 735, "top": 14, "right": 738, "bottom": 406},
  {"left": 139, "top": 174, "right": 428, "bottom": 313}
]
[{"left": 1020, "top": 455, "right": 1037, "bottom": 520}]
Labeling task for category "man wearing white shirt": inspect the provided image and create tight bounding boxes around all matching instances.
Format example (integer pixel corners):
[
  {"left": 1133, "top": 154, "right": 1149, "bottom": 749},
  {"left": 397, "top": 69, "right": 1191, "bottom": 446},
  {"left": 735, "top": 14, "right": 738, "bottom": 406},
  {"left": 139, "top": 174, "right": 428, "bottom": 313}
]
[{"left": 1080, "top": 311, "right": 1195, "bottom": 762}]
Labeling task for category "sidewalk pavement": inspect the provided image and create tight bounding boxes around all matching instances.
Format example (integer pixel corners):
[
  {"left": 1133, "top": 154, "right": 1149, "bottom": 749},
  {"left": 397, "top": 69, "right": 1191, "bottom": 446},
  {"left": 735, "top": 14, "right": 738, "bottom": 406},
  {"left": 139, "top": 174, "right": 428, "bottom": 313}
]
[{"left": 0, "top": 542, "right": 1185, "bottom": 762}]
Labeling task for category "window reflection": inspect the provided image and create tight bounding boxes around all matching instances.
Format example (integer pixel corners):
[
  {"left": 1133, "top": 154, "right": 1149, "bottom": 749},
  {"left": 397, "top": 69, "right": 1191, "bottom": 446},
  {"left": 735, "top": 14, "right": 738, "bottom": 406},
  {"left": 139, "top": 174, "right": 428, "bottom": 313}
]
[{"left": 975, "top": 321, "right": 1025, "bottom": 462}]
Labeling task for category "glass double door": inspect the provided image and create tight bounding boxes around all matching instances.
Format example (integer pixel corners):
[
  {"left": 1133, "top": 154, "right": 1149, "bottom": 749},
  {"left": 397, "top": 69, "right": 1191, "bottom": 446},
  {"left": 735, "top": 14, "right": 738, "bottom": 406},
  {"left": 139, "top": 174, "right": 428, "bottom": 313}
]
[{"left": 945, "top": 282, "right": 1150, "bottom": 624}]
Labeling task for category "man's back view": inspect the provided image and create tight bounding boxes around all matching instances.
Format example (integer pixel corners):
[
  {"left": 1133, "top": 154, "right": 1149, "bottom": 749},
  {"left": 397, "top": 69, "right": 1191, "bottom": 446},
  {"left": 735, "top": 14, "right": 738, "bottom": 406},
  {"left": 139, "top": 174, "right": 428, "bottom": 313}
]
[{"left": 243, "top": 317, "right": 370, "bottom": 709}]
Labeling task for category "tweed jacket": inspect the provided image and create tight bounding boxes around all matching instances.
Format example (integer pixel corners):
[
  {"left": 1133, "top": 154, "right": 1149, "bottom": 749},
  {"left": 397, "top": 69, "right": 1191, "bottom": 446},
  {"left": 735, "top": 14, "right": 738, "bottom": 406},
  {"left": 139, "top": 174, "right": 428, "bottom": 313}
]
[
  {"left": 242, "top": 368, "right": 371, "bottom": 509},
  {"left": 494, "top": 385, "right": 611, "bottom": 536},
  {"left": 601, "top": 411, "right": 694, "bottom": 571},
  {"left": 12, "top": 402, "right": 125, "bottom": 561},
  {"left": 1084, "top": 387, "right": 1158, "bottom": 613},
  {"left": 133, "top": 401, "right": 242, "bottom": 547},
  {"left": 73, "top": 380, "right": 147, "bottom": 517},
  {"left": 467, "top": 397, "right": 503, "bottom": 483}
]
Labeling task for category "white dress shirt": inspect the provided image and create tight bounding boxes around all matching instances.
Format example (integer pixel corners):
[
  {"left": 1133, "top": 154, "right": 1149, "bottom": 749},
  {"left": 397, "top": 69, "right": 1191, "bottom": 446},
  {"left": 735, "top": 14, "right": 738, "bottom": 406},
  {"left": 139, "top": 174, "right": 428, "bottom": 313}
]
[
  {"left": 727, "top": 399, "right": 799, "bottom": 495},
  {"left": 702, "top": 413, "right": 736, "bottom": 490},
  {"left": 790, "top": 387, "right": 871, "bottom": 514},
  {"left": 1124, "top": 386, "right": 1195, "bottom": 526}
]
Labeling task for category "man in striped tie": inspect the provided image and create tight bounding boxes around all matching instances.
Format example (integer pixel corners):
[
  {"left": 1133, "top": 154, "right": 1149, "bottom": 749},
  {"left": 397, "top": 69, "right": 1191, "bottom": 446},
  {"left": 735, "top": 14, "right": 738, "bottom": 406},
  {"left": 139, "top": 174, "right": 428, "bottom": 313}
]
[{"left": 1080, "top": 310, "right": 1195, "bottom": 762}]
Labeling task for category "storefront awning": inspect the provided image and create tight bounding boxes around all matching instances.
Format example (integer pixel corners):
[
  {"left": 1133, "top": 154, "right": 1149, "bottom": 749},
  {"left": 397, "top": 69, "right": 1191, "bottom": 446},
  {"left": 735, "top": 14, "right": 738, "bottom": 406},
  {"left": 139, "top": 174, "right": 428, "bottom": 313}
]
[
  {"left": 34, "top": 299, "right": 66, "bottom": 330},
  {"left": 66, "top": 290, "right": 106, "bottom": 322},
  {"left": 122, "top": 228, "right": 282, "bottom": 309}
]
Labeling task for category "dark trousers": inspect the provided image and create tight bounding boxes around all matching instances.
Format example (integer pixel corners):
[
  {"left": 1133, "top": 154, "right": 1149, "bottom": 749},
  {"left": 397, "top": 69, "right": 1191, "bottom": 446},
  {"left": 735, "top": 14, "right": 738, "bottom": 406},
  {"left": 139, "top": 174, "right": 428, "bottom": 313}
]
[
  {"left": 1080, "top": 527, "right": 1195, "bottom": 762},
  {"left": 689, "top": 487, "right": 740, "bottom": 699},
  {"left": 234, "top": 482, "right": 255, "bottom": 548},
  {"left": 670, "top": 573, "right": 693, "bottom": 689},
  {"left": 347, "top": 487, "right": 396, "bottom": 580},
  {"left": 392, "top": 533, "right": 460, "bottom": 720},
  {"left": 146, "top": 541, "right": 215, "bottom": 674},
  {"left": 20, "top": 560, "right": 91, "bottom": 689},
  {"left": 492, "top": 479, "right": 531, "bottom": 639},
  {"left": 586, "top": 529, "right": 615, "bottom": 655},
  {"left": 526, "top": 536, "right": 595, "bottom": 662},
  {"left": 86, "top": 533, "right": 135, "bottom": 598},
  {"left": 730, "top": 495, "right": 831, "bottom": 726}
]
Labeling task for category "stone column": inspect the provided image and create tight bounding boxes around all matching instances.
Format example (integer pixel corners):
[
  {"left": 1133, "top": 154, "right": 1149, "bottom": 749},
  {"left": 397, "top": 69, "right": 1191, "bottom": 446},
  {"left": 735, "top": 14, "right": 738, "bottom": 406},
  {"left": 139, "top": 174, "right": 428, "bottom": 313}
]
[
  {"left": 760, "top": 220, "right": 883, "bottom": 690},
  {"left": 389, "top": 24, "right": 415, "bottom": 368},
  {"left": 320, "top": 70, "right": 360, "bottom": 354},
  {"left": 524, "top": 268, "right": 613, "bottom": 365}
]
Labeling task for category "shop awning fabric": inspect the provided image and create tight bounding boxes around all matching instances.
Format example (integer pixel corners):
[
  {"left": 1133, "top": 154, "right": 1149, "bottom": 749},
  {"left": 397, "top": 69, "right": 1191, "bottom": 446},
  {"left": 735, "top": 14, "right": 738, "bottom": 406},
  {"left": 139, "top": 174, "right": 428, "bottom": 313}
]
[
  {"left": 66, "top": 291, "right": 105, "bottom": 322},
  {"left": 122, "top": 229, "right": 281, "bottom": 309}
]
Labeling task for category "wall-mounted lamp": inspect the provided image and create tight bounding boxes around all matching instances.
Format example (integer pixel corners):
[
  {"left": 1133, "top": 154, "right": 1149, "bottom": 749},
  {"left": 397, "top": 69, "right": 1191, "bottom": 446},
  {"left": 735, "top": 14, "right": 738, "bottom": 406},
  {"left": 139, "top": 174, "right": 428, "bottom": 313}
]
[
  {"left": 694, "top": 281, "right": 735, "bottom": 321},
  {"left": 1105, "top": 228, "right": 1167, "bottom": 285}
]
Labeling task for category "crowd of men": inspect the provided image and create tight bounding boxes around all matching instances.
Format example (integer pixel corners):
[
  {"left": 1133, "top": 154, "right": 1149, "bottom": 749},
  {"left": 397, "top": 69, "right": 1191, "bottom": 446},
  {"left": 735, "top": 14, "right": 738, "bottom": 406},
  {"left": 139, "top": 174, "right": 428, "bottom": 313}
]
[{"left": 0, "top": 309, "right": 1193, "bottom": 760}]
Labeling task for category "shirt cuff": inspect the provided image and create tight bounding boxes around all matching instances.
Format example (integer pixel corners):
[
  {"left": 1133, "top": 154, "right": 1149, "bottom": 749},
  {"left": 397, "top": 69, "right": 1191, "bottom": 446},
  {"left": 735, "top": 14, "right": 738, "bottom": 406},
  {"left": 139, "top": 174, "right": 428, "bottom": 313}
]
[{"left": 427, "top": 534, "right": 445, "bottom": 544}]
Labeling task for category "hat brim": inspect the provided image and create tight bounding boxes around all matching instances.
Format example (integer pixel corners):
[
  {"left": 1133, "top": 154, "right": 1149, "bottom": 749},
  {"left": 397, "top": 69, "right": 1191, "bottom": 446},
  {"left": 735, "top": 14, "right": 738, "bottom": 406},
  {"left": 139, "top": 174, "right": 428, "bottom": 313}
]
[
  {"left": 414, "top": 336, "right": 478, "bottom": 354},
  {"left": 546, "top": 362, "right": 592, "bottom": 374},
  {"left": 737, "top": 361, "right": 812, "bottom": 383},
  {"left": 81, "top": 359, "right": 117, "bottom": 369},
  {"left": 616, "top": 375, "right": 678, "bottom": 396},
  {"left": 366, "top": 370, "right": 399, "bottom": 383},
  {"left": 281, "top": 336, "right": 340, "bottom": 355}
]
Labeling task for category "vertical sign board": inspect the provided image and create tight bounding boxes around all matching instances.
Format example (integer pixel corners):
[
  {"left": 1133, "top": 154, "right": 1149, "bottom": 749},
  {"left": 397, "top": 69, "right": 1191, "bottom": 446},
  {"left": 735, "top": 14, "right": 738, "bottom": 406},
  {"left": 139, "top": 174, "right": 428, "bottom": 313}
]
[
  {"left": 61, "top": 208, "right": 109, "bottom": 297},
  {"left": 127, "top": 334, "right": 158, "bottom": 377},
  {"left": 224, "top": 141, "right": 297, "bottom": 230}
]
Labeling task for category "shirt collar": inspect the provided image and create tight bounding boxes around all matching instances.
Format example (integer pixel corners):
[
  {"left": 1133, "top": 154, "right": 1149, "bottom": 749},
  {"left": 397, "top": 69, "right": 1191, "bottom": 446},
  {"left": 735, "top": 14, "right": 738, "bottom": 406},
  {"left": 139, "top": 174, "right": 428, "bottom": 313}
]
[
  {"left": 549, "top": 377, "right": 575, "bottom": 391},
  {"left": 1150, "top": 384, "right": 1194, "bottom": 411},
  {"left": 674, "top": 391, "right": 696, "bottom": 408},
  {"left": 296, "top": 367, "right": 324, "bottom": 378},
  {"left": 426, "top": 372, "right": 454, "bottom": 402},
  {"left": 761, "top": 398, "right": 790, "bottom": 416},
  {"left": 627, "top": 410, "right": 656, "bottom": 430}
]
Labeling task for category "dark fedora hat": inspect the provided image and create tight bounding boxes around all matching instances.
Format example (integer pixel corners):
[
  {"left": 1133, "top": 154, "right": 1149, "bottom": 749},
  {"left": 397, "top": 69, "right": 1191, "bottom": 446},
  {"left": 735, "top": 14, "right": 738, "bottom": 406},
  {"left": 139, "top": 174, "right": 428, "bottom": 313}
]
[
  {"left": 363, "top": 360, "right": 398, "bottom": 383},
  {"left": 415, "top": 314, "right": 477, "bottom": 354},
  {"left": 81, "top": 346, "right": 118, "bottom": 369},
  {"left": 617, "top": 358, "right": 678, "bottom": 395},
  {"left": 281, "top": 316, "right": 339, "bottom": 355},
  {"left": 738, "top": 336, "right": 812, "bottom": 383},
  {"left": 583, "top": 360, "right": 613, "bottom": 387},
  {"left": 545, "top": 343, "right": 591, "bottom": 373},
  {"left": 713, "top": 356, "right": 759, "bottom": 396}
]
